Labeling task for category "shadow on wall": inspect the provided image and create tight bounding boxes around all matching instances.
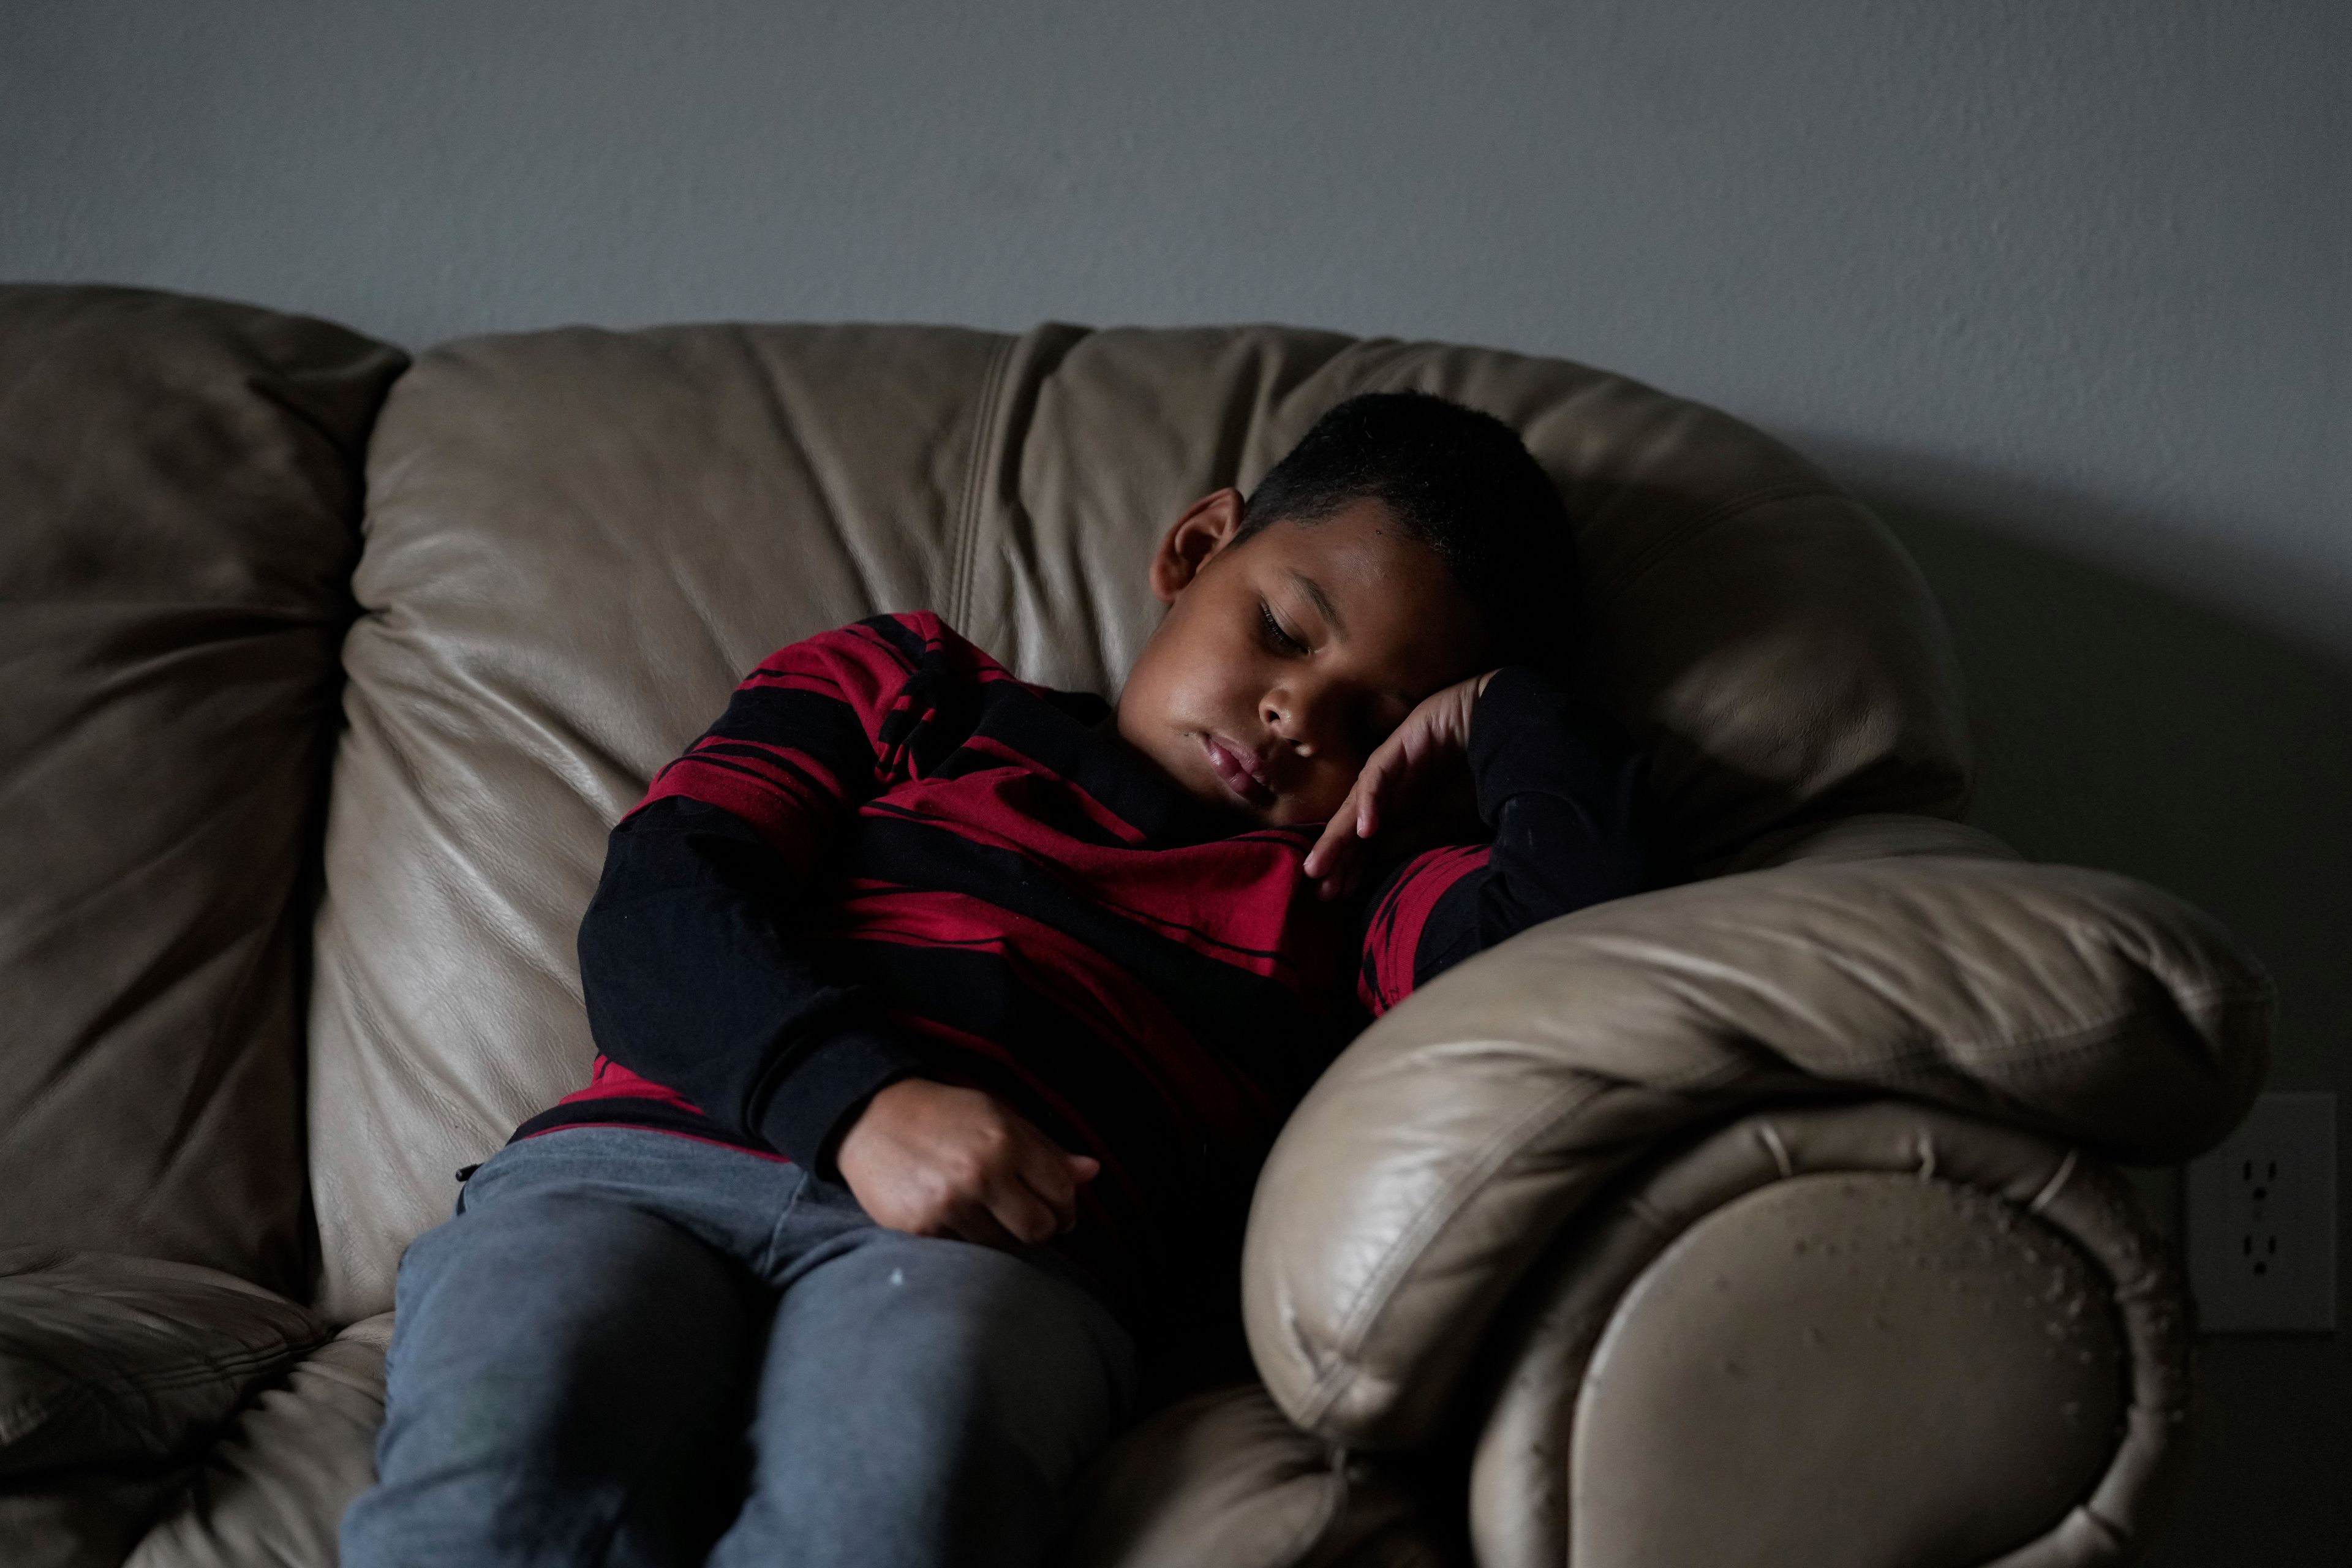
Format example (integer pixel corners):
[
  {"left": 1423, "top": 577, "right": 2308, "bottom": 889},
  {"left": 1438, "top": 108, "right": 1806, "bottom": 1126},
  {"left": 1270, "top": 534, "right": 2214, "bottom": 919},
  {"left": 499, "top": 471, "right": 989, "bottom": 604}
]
[
  {"left": 1847, "top": 481, "right": 2351, "bottom": 1568},
  {"left": 1853, "top": 491, "right": 2351, "bottom": 1077}
]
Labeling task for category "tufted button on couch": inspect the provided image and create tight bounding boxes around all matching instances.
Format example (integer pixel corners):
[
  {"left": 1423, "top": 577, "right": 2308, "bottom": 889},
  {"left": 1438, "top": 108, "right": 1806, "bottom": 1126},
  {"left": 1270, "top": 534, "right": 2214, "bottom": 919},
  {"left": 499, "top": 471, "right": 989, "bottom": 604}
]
[{"left": 0, "top": 285, "right": 2269, "bottom": 1568}]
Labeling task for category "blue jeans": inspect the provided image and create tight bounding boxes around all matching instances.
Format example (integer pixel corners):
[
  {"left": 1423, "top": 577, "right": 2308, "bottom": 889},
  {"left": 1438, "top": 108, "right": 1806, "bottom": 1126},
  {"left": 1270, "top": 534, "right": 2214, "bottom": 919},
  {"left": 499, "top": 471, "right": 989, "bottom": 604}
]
[{"left": 339, "top": 1128, "right": 1139, "bottom": 1568}]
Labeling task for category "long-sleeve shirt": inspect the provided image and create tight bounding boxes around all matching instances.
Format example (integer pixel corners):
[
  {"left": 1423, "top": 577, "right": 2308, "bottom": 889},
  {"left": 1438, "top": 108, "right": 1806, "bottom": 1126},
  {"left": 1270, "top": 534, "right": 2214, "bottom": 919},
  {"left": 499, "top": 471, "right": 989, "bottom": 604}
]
[{"left": 513, "top": 612, "right": 1662, "bottom": 1327}]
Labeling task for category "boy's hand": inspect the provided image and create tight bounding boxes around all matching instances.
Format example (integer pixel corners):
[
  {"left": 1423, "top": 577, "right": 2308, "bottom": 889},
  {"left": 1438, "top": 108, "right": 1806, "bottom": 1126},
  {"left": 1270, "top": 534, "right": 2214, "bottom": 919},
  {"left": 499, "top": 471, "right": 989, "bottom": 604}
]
[
  {"left": 1303, "top": 669, "right": 1498, "bottom": 900},
  {"left": 834, "top": 1078, "right": 1100, "bottom": 1249}
]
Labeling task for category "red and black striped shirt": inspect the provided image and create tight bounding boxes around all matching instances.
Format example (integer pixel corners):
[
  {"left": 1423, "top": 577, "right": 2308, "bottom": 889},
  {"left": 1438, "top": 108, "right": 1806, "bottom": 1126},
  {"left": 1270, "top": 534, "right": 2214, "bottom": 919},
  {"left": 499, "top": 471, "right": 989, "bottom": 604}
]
[{"left": 518, "top": 613, "right": 1658, "bottom": 1314}]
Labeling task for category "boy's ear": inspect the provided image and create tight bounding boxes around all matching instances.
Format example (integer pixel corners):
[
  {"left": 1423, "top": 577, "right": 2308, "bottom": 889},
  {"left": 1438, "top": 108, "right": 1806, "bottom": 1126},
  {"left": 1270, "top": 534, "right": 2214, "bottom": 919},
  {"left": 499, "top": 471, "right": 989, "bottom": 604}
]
[{"left": 1150, "top": 488, "right": 1246, "bottom": 605}]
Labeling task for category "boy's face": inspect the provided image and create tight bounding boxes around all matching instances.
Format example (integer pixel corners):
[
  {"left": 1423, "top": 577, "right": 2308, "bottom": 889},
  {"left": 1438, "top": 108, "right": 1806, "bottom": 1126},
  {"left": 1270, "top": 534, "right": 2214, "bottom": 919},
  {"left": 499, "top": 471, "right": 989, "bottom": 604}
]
[{"left": 1115, "top": 488, "right": 1497, "bottom": 828}]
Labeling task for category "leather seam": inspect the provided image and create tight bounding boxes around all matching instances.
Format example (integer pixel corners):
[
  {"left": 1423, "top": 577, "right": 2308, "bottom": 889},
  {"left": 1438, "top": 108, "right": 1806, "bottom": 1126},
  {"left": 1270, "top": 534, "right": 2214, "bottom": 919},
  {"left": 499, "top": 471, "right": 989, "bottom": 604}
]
[
  {"left": 0, "top": 1334, "right": 316, "bottom": 1454},
  {"left": 1272, "top": 1445, "right": 1354, "bottom": 1568},
  {"left": 946, "top": 336, "right": 1017, "bottom": 633},
  {"left": 2026, "top": 1148, "right": 2079, "bottom": 1214},
  {"left": 1856, "top": 976, "right": 2272, "bottom": 1077}
]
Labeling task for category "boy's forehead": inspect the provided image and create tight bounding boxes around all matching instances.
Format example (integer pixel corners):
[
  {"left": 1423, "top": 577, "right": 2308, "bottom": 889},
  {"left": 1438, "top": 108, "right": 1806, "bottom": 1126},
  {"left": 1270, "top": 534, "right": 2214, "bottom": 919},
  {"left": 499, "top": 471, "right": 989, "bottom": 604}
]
[
  {"left": 1242, "top": 502, "right": 1494, "bottom": 671},
  {"left": 1245, "top": 497, "right": 1417, "bottom": 577},
  {"left": 1246, "top": 502, "right": 1441, "bottom": 598}
]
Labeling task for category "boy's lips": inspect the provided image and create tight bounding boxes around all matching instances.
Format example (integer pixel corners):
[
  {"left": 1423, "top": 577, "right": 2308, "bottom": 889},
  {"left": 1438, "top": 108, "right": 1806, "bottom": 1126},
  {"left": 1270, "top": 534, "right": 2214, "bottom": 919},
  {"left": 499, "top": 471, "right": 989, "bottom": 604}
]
[{"left": 1201, "top": 734, "right": 1275, "bottom": 807}]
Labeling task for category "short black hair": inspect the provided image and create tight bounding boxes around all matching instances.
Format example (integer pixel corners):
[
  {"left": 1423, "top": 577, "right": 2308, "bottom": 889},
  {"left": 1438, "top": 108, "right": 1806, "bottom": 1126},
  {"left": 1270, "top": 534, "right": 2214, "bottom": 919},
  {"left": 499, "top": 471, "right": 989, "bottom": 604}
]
[{"left": 1237, "top": 391, "right": 1575, "bottom": 667}]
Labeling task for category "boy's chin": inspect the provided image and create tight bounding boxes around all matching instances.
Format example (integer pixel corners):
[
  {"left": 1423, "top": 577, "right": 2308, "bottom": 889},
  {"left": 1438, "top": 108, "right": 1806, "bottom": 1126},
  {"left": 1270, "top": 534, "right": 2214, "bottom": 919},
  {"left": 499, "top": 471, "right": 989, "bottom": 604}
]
[
  {"left": 1193, "top": 788, "right": 1273, "bottom": 826},
  {"left": 1228, "top": 794, "right": 1341, "bottom": 831},
  {"left": 1183, "top": 780, "right": 1295, "bottom": 829}
]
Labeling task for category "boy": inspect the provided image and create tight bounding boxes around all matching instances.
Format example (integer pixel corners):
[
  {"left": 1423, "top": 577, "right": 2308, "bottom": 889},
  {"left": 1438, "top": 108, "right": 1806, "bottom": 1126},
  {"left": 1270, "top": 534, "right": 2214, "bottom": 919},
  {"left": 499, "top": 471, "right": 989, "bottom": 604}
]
[{"left": 342, "top": 393, "right": 1661, "bottom": 1568}]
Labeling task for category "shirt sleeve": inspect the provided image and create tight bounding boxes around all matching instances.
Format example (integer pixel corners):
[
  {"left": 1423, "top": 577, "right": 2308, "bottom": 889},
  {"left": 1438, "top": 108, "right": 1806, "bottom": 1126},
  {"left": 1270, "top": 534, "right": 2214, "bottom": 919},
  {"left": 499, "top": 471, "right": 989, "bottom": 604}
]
[
  {"left": 1355, "top": 664, "right": 1668, "bottom": 1017},
  {"left": 576, "top": 616, "right": 942, "bottom": 1171}
]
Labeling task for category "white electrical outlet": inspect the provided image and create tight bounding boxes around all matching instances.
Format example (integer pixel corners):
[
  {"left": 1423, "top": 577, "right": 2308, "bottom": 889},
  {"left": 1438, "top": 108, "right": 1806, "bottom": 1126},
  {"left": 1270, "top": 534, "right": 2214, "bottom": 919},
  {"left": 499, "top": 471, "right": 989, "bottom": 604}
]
[{"left": 2186, "top": 1090, "right": 2337, "bottom": 1333}]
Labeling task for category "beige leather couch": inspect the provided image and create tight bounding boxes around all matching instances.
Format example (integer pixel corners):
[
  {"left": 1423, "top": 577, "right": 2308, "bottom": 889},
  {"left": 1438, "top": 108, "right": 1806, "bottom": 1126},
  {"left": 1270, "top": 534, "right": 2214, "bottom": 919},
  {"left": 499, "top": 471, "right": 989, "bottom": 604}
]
[{"left": 0, "top": 285, "right": 2269, "bottom": 1568}]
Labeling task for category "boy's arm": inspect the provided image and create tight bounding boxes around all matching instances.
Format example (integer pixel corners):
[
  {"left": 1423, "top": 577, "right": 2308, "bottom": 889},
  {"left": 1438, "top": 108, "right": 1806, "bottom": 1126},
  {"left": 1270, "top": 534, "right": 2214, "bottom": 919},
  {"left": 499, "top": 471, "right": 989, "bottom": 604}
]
[
  {"left": 1353, "top": 666, "right": 1667, "bottom": 1016},
  {"left": 579, "top": 797, "right": 929, "bottom": 1170},
  {"left": 584, "top": 615, "right": 1104, "bottom": 1241},
  {"left": 577, "top": 618, "right": 934, "bottom": 1171}
]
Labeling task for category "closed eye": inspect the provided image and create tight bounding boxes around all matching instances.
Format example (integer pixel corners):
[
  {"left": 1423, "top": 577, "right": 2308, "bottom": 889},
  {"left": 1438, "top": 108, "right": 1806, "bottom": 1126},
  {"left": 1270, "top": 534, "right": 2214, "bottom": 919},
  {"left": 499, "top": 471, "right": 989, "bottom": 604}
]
[{"left": 1259, "top": 601, "right": 1308, "bottom": 655}]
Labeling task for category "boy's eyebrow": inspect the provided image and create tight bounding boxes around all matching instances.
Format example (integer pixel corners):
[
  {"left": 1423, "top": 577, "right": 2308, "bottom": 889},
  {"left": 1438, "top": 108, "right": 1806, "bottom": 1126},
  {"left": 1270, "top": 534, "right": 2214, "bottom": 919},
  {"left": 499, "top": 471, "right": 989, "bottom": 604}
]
[{"left": 1288, "top": 570, "right": 1348, "bottom": 639}]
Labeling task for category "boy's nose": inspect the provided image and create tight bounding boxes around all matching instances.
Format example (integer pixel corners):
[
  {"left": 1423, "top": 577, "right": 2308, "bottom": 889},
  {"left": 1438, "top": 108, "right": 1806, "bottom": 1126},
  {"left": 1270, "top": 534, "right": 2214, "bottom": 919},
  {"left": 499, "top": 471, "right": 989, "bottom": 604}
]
[
  {"left": 1263, "top": 683, "right": 1339, "bottom": 758},
  {"left": 1261, "top": 694, "right": 1300, "bottom": 752},
  {"left": 1261, "top": 692, "right": 1309, "bottom": 756}
]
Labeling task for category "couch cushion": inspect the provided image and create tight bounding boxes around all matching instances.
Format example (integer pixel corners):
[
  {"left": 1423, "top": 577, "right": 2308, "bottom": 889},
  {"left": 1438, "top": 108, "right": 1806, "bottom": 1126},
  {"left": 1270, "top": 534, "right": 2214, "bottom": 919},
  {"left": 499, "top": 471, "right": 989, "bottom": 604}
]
[
  {"left": 0, "top": 1249, "right": 328, "bottom": 1477},
  {"left": 963, "top": 327, "right": 1970, "bottom": 861},
  {"left": 1058, "top": 1383, "right": 1440, "bottom": 1568},
  {"left": 123, "top": 1315, "right": 393, "bottom": 1568},
  {"left": 0, "top": 285, "right": 406, "bottom": 1295},
  {"left": 306, "top": 323, "right": 1004, "bottom": 1317},
  {"left": 0, "top": 1466, "right": 193, "bottom": 1568},
  {"left": 307, "top": 322, "right": 1968, "bottom": 1317}
]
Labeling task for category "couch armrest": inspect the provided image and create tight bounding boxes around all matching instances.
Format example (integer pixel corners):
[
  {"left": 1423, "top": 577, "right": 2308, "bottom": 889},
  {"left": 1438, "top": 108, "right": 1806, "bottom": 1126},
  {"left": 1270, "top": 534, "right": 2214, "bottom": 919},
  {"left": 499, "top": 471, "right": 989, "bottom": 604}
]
[
  {"left": 1242, "top": 853, "right": 2266, "bottom": 1449},
  {"left": 1469, "top": 1101, "right": 2188, "bottom": 1568},
  {"left": 0, "top": 1250, "right": 328, "bottom": 1478}
]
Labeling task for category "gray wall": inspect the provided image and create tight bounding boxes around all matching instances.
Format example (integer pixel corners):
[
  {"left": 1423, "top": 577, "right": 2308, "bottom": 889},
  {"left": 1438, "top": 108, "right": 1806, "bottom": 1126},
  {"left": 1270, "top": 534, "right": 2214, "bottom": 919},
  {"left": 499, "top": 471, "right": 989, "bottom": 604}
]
[{"left": 7, "top": 0, "right": 2346, "bottom": 1555}]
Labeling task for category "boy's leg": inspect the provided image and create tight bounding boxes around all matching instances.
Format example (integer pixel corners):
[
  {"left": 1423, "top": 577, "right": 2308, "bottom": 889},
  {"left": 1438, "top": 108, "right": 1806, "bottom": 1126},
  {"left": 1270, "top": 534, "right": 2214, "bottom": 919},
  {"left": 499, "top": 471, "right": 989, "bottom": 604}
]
[
  {"left": 709, "top": 1191, "right": 1138, "bottom": 1568},
  {"left": 340, "top": 1152, "right": 767, "bottom": 1568}
]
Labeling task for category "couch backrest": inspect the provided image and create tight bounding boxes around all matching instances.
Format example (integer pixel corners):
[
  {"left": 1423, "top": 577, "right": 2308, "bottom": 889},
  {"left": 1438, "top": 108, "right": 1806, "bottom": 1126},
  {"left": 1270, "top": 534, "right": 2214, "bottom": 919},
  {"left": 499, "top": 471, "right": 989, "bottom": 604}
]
[
  {"left": 0, "top": 286, "right": 405, "bottom": 1295},
  {"left": 306, "top": 322, "right": 1969, "bottom": 1319}
]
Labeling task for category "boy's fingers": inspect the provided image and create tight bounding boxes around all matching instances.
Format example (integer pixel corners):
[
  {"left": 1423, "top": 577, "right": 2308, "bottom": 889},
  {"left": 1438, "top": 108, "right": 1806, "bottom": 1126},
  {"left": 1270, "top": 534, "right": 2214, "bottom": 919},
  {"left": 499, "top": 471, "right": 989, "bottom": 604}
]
[
  {"left": 946, "top": 1196, "right": 1019, "bottom": 1250},
  {"left": 1066, "top": 1153, "right": 1101, "bottom": 1181},
  {"left": 1017, "top": 1173, "right": 1078, "bottom": 1236},
  {"left": 1014, "top": 1138, "right": 1080, "bottom": 1231},
  {"left": 984, "top": 1178, "right": 1064, "bottom": 1247},
  {"left": 1354, "top": 760, "right": 1387, "bottom": 839},
  {"left": 1303, "top": 801, "right": 1362, "bottom": 880},
  {"left": 1303, "top": 829, "right": 1348, "bottom": 881},
  {"left": 1311, "top": 846, "right": 1362, "bottom": 900},
  {"left": 1356, "top": 741, "right": 1411, "bottom": 839}
]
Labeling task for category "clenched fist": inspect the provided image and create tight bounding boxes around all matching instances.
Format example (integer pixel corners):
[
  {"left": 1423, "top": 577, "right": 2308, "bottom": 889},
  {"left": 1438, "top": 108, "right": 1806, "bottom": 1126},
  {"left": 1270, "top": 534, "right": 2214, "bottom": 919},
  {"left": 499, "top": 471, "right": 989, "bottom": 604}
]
[{"left": 834, "top": 1077, "right": 1099, "bottom": 1248}]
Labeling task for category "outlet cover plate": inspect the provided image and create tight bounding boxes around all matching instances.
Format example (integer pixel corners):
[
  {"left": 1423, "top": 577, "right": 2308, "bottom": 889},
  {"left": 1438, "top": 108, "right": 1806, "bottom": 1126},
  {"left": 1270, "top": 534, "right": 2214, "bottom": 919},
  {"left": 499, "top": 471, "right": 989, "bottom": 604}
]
[{"left": 2186, "top": 1090, "right": 2337, "bottom": 1333}]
